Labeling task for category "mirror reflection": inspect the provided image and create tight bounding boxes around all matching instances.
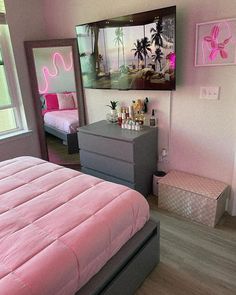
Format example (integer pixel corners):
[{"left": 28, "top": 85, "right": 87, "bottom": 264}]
[{"left": 29, "top": 44, "right": 83, "bottom": 168}]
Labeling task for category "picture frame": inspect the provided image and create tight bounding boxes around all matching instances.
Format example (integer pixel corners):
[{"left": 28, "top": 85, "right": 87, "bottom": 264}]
[
  {"left": 76, "top": 6, "right": 176, "bottom": 90},
  {"left": 195, "top": 18, "right": 236, "bottom": 66}
]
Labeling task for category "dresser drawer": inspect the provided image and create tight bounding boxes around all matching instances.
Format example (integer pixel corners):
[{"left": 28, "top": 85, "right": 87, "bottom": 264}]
[
  {"left": 78, "top": 132, "right": 134, "bottom": 162},
  {"left": 80, "top": 150, "right": 135, "bottom": 182}
]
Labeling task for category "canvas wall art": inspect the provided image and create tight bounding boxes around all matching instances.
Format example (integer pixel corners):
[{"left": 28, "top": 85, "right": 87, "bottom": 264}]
[
  {"left": 76, "top": 6, "right": 176, "bottom": 90},
  {"left": 195, "top": 18, "right": 236, "bottom": 66}
]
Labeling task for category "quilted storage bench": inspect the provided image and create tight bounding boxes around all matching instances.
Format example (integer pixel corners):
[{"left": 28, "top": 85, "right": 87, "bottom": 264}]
[{"left": 158, "top": 170, "right": 230, "bottom": 227}]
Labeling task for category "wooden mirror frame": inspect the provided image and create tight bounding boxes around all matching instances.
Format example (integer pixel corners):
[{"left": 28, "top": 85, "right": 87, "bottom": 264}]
[{"left": 24, "top": 38, "right": 86, "bottom": 160}]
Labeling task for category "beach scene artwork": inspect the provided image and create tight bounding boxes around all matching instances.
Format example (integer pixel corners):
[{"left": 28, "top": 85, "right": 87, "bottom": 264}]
[{"left": 76, "top": 7, "right": 176, "bottom": 90}]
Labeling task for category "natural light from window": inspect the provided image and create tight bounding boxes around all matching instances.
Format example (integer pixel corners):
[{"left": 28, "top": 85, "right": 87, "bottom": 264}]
[
  {"left": 0, "top": 0, "right": 5, "bottom": 13},
  {"left": 0, "top": 0, "right": 28, "bottom": 138},
  {"left": 0, "top": 47, "right": 18, "bottom": 133}
]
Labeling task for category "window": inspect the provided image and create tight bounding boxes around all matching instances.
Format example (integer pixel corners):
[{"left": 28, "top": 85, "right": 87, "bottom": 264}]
[
  {"left": 0, "top": 45, "right": 18, "bottom": 133},
  {"left": 0, "top": 0, "right": 4, "bottom": 14},
  {"left": 0, "top": 1, "right": 28, "bottom": 137}
]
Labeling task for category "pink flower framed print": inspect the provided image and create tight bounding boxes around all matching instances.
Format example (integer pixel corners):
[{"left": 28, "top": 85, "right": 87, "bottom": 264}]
[{"left": 195, "top": 18, "right": 236, "bottom": 66}]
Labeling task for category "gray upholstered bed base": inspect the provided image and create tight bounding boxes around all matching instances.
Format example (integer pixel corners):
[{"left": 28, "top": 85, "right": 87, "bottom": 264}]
[
  {"left": 44, "top": 125, "right": 79, "bottom": 154},
  {"left": 76, "top": 219, "right": 160, "bottom": 295}
]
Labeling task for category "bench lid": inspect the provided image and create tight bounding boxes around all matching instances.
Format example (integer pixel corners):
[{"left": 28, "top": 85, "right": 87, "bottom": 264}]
[{"left": 159, "top": 170, "right": 228, "bottom": 199}]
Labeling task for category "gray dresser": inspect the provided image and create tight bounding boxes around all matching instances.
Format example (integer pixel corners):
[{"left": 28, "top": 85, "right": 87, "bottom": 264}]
[{"left": 78, "top": 120, "right": 157, "bottom": 196}]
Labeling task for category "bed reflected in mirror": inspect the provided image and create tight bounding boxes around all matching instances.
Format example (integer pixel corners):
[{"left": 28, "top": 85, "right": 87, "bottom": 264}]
[{"left": 25, "top": 39, "right": 86, "bottom": 169}]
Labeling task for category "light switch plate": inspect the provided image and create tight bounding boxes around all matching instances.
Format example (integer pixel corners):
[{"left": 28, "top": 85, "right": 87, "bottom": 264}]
[{"left": 200, "top": 86, "right": 220, "bottom": 100}]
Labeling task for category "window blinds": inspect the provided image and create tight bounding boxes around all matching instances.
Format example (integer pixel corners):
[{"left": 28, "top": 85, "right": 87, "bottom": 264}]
[{"left": 0, "top": 0, "right": 6, "bottom": 24}]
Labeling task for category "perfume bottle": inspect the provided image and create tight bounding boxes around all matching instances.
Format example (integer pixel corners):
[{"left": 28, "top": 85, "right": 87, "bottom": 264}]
[{"left": 150, "top": 109, "right": 156, "bottom": 127}]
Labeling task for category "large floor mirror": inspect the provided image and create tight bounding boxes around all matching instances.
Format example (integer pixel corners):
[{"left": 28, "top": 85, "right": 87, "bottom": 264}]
[{"left": 25, "top": 39, "right": 86, "bottom": 168}]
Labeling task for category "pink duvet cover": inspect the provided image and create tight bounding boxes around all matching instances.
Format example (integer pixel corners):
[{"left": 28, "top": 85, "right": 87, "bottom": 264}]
[{"left": 0, "top": 157, "right": 149, "bottom": 295}]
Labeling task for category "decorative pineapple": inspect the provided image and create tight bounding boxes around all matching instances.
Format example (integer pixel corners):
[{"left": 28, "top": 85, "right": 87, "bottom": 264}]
[
  {"left": 106, "top": 100, "right": 118, "bottom": 110},
  {"left": 106, "top": 100, "right": 118, "bottom": 122}
]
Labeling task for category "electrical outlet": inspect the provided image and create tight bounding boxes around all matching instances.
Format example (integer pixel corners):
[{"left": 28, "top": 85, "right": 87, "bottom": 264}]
[
  {"left": 161, "top": 148, "right": 167, "bottom": 157},
  {"left": 200, "top": 86, "right": 220, "bottom": 100},
  {"left": 159, "top": 148, "right": 168, "bottom": 162}
]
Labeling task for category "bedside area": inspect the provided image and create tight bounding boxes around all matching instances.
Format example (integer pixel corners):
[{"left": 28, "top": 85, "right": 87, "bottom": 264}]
[{"left": 78, "top": 120, "right": 157, "bottom": 196}]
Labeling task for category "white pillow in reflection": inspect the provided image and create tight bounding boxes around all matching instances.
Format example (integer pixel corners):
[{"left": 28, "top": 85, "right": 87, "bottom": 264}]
[{"left": 57, "top": 93, "right": 75, "bottom": 109}]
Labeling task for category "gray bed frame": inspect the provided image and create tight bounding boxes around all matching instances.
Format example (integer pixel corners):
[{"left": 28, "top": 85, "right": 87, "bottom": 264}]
[
  {"left": 76, "top": 219, "right": 160, "bottom": 295},
  {"left": 44, "top": 124, "right": 79, "bottom": 154}
]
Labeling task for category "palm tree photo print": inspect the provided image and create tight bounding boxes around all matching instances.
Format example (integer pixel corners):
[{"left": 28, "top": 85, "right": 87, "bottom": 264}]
[{"left": 76, "top": 6, "right": 176, "bottom": 90}]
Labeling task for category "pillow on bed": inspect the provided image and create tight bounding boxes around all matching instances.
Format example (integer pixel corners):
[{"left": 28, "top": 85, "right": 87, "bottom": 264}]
[
  {"left": 71, "top": 92, "right": 78, "bottom": 108},
  {"left": 40, "top": 95, "right": 46, "bottom": 110},
  {"left": 57, "top": 93, "right": 75, "bottom": 109},
  {"left": 44, "top": 93, "right": 59, "bottom": 110}
]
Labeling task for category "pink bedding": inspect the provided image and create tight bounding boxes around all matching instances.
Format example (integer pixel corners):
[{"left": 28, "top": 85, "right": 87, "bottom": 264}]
[
  {"left": 0, "top": 156, "right": 149, "bottom": 295},
  {"left": 43, "top": 109, "right": 79, "bottom": 133}
]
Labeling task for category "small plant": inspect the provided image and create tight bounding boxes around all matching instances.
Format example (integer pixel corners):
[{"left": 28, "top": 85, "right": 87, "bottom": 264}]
[{"left": 107, "top": 100, "right": 118, "bottom": 110}]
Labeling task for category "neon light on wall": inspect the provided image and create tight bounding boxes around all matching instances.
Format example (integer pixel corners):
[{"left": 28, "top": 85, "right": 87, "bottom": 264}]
[
  {"left": 38, "top": 52, "right": 73, "bottom": 94},
  {"left": 201, "top": 22, "right": 232, "bottom": 64}
]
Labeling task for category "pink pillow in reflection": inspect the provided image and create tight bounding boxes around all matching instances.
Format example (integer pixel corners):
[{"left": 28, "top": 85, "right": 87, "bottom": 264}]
[{"left": 44, "top": 93, "right": 59, "bottom": 110}]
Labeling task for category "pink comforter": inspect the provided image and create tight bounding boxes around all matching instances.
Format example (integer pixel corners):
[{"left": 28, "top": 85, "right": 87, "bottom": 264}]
[
  {"left": 44, "top": 109, "right": 79, "bottom": 133},
  {"left": 0, "top": 157, "right": 149, "bottom": 295}
]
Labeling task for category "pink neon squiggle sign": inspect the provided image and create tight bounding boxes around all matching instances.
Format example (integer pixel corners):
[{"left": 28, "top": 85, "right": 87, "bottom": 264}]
[
  {"left": 38, "top": 52, "right": 73, "bottom": 94},
  {"left": 201, "top": 21, "right": 233, "bottom": 64}
]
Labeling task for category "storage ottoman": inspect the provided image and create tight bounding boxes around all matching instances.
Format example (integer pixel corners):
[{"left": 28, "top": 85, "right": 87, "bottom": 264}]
[{"left": 158, "top": 170, "right": 230, "bottom": 227}]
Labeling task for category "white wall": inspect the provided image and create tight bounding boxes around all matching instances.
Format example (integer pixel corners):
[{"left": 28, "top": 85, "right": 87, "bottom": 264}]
[
  {"left": 0, "top": 0, "right": 46, "bottom": 161},
  {"left": 1, "top": 0, "right": 236, "bottom": 214},
  {"left": 33, "top": 47, "right": 76, "bottom": 94},
  {"left": 84, "top": 89, "right": 171, "bottom": 169},
  {"left": 230, "top": 151, "right": 236, "bottom": 215},
  {"left": 41, "top": 0, "right": 236, "bottom": 213}
]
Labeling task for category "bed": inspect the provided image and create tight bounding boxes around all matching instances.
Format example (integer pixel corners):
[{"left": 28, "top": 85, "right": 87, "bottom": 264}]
[
  {"left": 0, "top": 156, "right": 160, "bottom": 295},
  {"left": 41, "top": 92, "right": 80, "bottom": 154}
]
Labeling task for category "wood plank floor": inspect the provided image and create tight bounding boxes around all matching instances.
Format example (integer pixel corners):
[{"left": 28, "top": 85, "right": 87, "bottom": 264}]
[
  {"left": 46, "top": 133, "right": 80, "bottom": 166},
  {"left": 136, "top": 195, "right": 236, "bottom": 295}
]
